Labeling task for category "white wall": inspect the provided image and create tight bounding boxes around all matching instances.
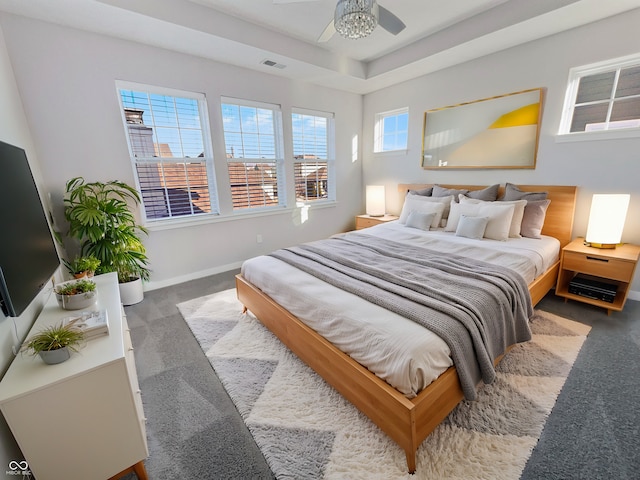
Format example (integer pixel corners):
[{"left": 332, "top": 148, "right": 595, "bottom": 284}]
[
  {"left": 0, "top": 20, "right": 53, "bottom": 474},
  {"left": 0, "top": 4, "right": 638, "bottom": 469},
  {"left": 362, "top": 9, "right": 640, "bottom": 295},
  {"left": 0, "top": 14, "right": 364, "bottom": 290}
]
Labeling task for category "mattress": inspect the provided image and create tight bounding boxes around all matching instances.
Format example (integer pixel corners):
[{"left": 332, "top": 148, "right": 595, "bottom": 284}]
[{"left": 241, "top": 222, "right": 560, "bottom": 398}]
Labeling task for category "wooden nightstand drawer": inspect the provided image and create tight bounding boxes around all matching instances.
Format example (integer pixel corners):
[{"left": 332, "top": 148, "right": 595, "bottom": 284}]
[
  {"left": 562, "top": 251, "right": 635, "bottom": 282},
  {"left": 355, "top": 214, "right": 398, "bottom": 230},
  {"left": 357, "top": 217, "right": 380, "bottom": 229}
]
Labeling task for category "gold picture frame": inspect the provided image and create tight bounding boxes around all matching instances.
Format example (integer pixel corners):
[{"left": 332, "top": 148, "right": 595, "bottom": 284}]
[{"left": 421, "top": 88, "right": 543, "bottom": 170}]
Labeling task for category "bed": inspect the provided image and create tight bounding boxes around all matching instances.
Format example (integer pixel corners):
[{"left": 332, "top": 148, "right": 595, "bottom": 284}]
[{"left": 235, "top": 183, "right": 577, "bottom": 473}]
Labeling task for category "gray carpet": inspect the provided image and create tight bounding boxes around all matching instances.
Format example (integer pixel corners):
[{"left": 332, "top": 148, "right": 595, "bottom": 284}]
[{"left": 122, "top": 269, "right": 640, "bottom": 479}]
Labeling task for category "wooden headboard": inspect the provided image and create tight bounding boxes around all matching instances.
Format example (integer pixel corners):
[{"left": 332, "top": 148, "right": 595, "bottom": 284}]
[{"left": 398, "top": 184, "right": 577, "bottom": 248}]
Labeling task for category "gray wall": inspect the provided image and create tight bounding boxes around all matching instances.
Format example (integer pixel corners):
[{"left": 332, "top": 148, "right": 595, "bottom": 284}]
[{"left": 362, "top": 9, "right": 640, "bottom": 296}]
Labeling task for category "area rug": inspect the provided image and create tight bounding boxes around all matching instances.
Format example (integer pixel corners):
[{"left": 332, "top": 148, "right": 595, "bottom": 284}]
[{"left": 177, "top": 289, "right": 591, "bottom": 480}]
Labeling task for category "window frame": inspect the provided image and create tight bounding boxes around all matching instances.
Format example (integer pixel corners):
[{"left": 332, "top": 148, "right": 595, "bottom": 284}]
[
  {"left": 557, "top": 53, "right": 640, "bottom": 142},
  {"left": 291, "top": 107, "right": 336, "bottom": 204},
  {"left": 221, "top": 96, "right": 286, "bottom": 212},
  {"left": 374, "top": 107, "right": 409, "bottom": 153},
  {"left": 116, "top": 81, "right": 219, "bottom": 225}
]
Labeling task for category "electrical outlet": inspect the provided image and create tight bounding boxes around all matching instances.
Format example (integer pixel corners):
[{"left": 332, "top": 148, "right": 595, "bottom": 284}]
[{"left": 257, "top": 234, "right": 263, "bottom": 244}]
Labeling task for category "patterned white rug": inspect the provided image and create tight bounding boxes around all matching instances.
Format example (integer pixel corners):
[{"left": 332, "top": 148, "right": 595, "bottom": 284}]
[{"left": 178, "top": 289, "right": 591, "bottom": 480}]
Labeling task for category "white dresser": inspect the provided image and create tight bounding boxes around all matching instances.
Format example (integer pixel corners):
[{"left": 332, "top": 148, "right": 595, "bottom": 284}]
[{"left": 0, "top": 272, "right": 148, "bottom": 480}]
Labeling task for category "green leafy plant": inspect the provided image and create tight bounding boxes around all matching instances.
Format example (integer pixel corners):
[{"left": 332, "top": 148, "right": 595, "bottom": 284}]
[
  {"left": 22, "top": 320, "right": 84, "bottom": 354},
  {"left": 63, "top": 255, "right": 101, "bottom": 277},
  {"left": 64, "top": 177, "right": 150, "bottom": 283},
  {"left": 55, "top": 278, "right": 97, "bottom": 296}
]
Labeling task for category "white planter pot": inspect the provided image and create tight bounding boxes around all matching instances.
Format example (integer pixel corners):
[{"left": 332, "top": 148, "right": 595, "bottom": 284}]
[
  {"left": 119, "top": 277, "right": 144, "bottom": 306},
  {"left": 55, "top": 279, "right": 98, "bottom": 310}
]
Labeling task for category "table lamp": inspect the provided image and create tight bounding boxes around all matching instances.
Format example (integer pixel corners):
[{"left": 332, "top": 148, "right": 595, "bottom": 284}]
[
  {"left": 585, "top": 194, "right": 630, "bottom": 248},
  {"left": 366, "top": 185, "right": 385, "bottom": 217}
]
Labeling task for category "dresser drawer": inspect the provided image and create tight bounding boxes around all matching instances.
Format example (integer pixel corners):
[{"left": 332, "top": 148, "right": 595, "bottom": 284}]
[{"left": 562, "top": 251, "right": 635, "bottom": 282}]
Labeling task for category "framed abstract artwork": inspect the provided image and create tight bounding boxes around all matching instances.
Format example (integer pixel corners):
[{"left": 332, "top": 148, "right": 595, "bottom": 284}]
[{"left": 421, "top": 88, "right": 544, "bottom": 169}]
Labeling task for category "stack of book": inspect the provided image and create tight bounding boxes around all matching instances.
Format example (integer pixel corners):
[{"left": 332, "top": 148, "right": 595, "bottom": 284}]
[{"left": 65, "top": 310, "right": 109, "bottom": 339}]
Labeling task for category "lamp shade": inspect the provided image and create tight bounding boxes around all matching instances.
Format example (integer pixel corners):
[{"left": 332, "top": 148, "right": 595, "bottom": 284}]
[
  {"left": 585, "top": 194, "right": 630, "bottom": 248},
  {"left": 366, "top": 185, "right": 385, "bottom": 216}
]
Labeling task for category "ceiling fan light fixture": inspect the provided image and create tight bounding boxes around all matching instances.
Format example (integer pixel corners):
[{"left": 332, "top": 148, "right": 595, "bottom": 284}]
[{"left": 334, "top": 0, "right": 379, "bottom": 40}]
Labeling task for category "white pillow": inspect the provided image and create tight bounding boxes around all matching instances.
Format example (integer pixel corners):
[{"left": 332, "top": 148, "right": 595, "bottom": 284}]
[
  {"left": 445, "top": 201, "right": 481, "bottom": 232},
  {"left": 460, "top": 195, "right": 526, "bottom": 238},
  {"left": 398, "top": 194, "right": 448, "bottom": 228},
  {"left": 405, "top": 211, "right": 436, "bottom": 231},
  {"left": 477, "top": 203, "right": 515, "bottom": 241},
  {"left": 455, "top": 215, "right": 489, "bottom": 239}
]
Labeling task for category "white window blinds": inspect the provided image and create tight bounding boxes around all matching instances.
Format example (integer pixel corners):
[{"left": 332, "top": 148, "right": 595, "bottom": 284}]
[
  {"left": 118, "top": 83, "right": 218, "bottom": 221},
  {"left": 292, "top": 108, "right": 335, "bottom": 203},
  {"left": 221, "top": 98, "right": 285, "bottom": 210}
]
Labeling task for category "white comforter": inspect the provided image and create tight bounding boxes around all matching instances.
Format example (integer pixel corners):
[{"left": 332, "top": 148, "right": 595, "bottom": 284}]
[{"left": 241, "top": 222, "right": 560, "bottom": 398}]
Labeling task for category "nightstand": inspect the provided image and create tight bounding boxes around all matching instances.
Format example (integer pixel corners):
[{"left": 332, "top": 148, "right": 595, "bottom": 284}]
[
  {"left": 355, "top": 214, "right": 399, "bottom": 230},
  {"left": 555, "top": 237, "right": 640, "bottom": 314}
]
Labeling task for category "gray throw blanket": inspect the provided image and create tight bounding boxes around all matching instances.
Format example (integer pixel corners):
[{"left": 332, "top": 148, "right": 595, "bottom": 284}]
[{"left": 270, "top": 233, "right": 533, "bottom": 400}]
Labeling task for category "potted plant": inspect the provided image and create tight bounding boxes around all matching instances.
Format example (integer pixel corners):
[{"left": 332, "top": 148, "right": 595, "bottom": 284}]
[
  {"left": 55, "top": 278, "right": 98, "bottom": 310},
  {"left": 22, "top": 320, "right": 85, "bottom": 365},
  {"left": 63, "top": 255, "right": 101, "bottom": 279},
  {"left": 63, "top": 177, "right": 150, "bottom": 305}
]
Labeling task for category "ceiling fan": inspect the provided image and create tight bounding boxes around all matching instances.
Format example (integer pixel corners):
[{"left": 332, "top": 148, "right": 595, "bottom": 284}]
[{"left": 273, "top": 0, "right": 406, "bottom": 42}]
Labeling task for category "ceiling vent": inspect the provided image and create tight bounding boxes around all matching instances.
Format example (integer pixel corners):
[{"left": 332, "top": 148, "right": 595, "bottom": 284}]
[{"left": 261, "top": 59, "right": 286, "bottom": 69}]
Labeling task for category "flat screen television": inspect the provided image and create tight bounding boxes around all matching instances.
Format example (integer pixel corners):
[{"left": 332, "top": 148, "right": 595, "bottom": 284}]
[{"left": 0, "top": 140, "right": 60, "bottom": 317}]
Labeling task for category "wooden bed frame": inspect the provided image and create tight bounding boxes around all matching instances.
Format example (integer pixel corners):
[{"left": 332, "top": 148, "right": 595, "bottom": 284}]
[{"left": 236, "top": 184, "right": 577, "bottom": 473}]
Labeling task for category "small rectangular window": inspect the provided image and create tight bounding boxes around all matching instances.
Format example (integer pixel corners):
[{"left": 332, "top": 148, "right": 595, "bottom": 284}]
[
  {"left": 292, "top": 109, "right": 335, "bottom": 203},
  {"left": 117, "top": 82, "right": 218, "bottom": 222},
  {"left": 374, "top": 108, "right": 408, "bottom": 152},
  {"left": 559, "top": 54, "right": 640, "bottom": 137},
  {"left": 221, "top": 98, "right": 285, "bottom": 210}
]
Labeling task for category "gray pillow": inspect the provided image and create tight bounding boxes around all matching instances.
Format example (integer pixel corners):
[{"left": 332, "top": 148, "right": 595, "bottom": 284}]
[
  {"left": 409, "top": 186, "right": 433, "bottom": 196},
  {"left": 455, "top": 215, "right": 489, "bottom": 240},
  {"left": 432, "top": 185, "right": 469, "bottom": 201},
  {"left": 465, "top": 184, "right": 500, "bottom": 201},
  {"left": 405, "top": 211, "right": 436, "bottom": 231},
  {"left": 520, "top": 199, "right": 551, "bottom": 238},
  {"left": 501, "top": 183, "right": 548, "bottom": 202}
]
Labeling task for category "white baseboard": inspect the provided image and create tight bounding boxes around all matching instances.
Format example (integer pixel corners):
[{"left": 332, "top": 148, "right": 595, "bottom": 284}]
[
  {"left": 627, "top": 289, "right": 640, "bottom": 302},
  {"left": 143, "top": 260, "right": 243, "bottom": 292}
]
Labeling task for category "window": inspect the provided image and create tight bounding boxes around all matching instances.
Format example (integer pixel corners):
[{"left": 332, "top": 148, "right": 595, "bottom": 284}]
[
  {"left": 221, "top": 98, "right": 285, "bottom": 210},
  {"left": 292, "top": 109, "right": 335, "bottom": 203},
  {"left": 117, "top": 82, "right": 218, "bottom": 222},
  {"left": 374, "top": 108, "right": 408, "bottom": 152},
  {"left": 559, "top": 54, "right": 640, "bottom": 137}
]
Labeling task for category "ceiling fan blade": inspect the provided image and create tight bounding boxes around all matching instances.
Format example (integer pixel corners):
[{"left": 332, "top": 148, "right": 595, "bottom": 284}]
[
  {"left": 378, "top": 5, "right": 406, "bottom": 35},
  {"left": 317, "top": 20, "right": 336, "bottom": 43}
]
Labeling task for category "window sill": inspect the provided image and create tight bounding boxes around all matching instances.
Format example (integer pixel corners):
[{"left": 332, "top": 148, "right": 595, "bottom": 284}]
[
  {"left": 555, "top": 128, "right": 640, "bottom": 143},
  {"left": 145, "top": 200, "right": 338, "bottom": 231},
  {"left": 373, "top": 149, "right": 408, "bottom": 156}
]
